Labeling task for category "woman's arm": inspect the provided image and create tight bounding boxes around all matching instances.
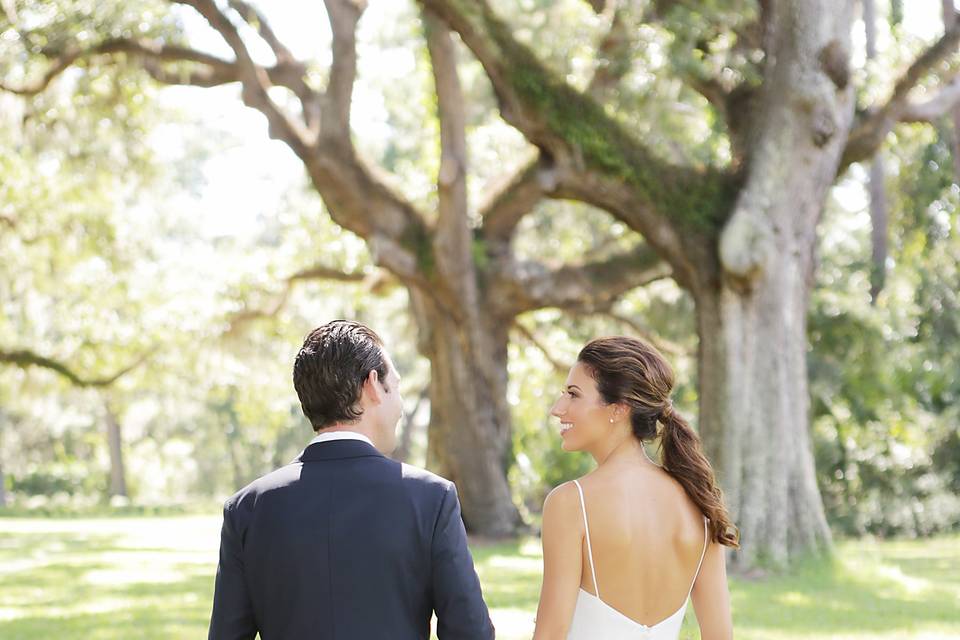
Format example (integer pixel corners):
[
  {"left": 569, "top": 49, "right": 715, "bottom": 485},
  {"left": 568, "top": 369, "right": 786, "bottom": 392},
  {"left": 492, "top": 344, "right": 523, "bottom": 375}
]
[
  {"left": 532, "top": 482, "right": 585, "bottom": 640},
  {"left": 690, "top": 541, "right": 734, "bottom": 640}
]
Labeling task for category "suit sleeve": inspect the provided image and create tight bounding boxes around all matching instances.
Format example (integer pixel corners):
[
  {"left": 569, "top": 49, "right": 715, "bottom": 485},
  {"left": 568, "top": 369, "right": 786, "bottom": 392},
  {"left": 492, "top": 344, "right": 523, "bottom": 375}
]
[
  {"left": 431, "top": 482, "right": 496, "bottom": 640},
  {"left": 208, "top": 503, "right": 258, "bottom": 640}
]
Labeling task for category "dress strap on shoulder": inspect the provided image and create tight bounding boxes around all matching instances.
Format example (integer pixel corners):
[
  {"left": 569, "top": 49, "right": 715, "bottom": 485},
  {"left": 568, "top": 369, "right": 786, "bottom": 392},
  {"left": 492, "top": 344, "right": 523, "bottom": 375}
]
[
  {"left": 572, "top": 480, "right": 599, "bottom": 598},
  {"left": 686, "top": 517, "right": 710, "bottom": 600}
]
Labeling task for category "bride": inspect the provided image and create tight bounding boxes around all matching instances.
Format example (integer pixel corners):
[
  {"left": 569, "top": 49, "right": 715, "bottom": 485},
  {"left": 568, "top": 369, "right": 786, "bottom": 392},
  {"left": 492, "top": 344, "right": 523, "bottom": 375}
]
[{"left": 533, "top": 336, "right": 739, "bottom": 640}]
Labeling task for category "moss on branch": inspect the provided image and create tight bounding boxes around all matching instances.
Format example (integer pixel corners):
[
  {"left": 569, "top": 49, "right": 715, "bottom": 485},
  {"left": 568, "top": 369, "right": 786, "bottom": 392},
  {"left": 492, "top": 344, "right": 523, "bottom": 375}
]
[{"left": 475, "top": 3, "right": 739, "bottom": 231}]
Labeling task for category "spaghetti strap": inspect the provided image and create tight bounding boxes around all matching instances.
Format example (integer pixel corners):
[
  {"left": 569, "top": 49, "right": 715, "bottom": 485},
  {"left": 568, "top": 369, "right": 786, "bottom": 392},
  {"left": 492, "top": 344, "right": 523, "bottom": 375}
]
[
  {"left": 685, "top": 517, "right": 709, "bottom": 600},
  {"left": 573, "top": 480, "right": 600, "bottom": 598}
]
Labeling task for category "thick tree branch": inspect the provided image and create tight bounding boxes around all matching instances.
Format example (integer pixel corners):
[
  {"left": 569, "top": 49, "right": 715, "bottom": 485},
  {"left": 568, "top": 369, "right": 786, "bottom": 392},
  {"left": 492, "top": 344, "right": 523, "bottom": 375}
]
[
  {"left": 842, "top": 12, "right": 960, "bottom": 169},
  {"left": 417, "top": 0, "right": 737, "bottom": 276},
  {"left": 0, "top": 349, "right": 147, "bottom": 387},
  {"left": 291, "top": 0, "right": 430, "bottom": 290},
  {"left": 479, "top": 5, "right": 635, "bottom": 245},
  {"left": 492, "top": 244, "right": 671, "bottom": 316},
  {"left": 423, "top": 9, "right": 472, "bottom": 286},
  {"left": 321, "top": 0, "right": 364, "bottom": 141}
]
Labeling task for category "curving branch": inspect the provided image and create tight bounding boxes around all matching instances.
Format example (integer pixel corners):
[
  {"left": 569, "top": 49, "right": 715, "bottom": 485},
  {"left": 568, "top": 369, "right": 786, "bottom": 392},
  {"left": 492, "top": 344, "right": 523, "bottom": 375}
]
[
  {"left": 172, "top": 0, "right": 311, "bottom": 156},
  {"left": 899, "top": 76, "right": 960, "bottom": 122},
  {"left": 478, "top": 1, "right": 681, "bottom": 246},
  {"left": 491, "top": 244, "right": 671, "bottom": 316},
  {"left": 0, "top": 348, "right": 148, "bottom": 387},
  {"left": 0, "top": 38, "right": 236, "bottom": 95},
  {"left": 601, "top": 311, "right": 686, "bottom": 356},
  {"left": 842, "top": 12, "right": 960, "bottom": 169},
  {"left": 586, "top": 3, "right": 632, "bottom": 100},
  {"left": 479, "top": 152, "right": 558, "bottom": 243},
  {"left": 225, "top": 263, "right": 380, "bottom": 335},
  {"left": 511, "top": 322, "right": 571, "bottom": 373},
  {"left": 227, "top": 0, "right": 295, "bottom": 64},
  {"left": 417, "top": 0, "right": 736, "bottom": 278}
]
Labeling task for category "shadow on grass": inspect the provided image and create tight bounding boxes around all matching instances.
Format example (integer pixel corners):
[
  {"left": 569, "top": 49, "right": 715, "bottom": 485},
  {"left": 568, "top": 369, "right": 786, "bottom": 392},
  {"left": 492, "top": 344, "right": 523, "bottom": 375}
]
[
  {"left": 731, "top": 537, "right": 960, "bottom": 636},
  {"left": 0, "top": 530, "right": 214, "bottom": 640},
  {"left": 470, "top": 538, "right": 542, "bottom": 611},
  {"left": 2, "top": 522, "right": 957, "bottom": 640}
]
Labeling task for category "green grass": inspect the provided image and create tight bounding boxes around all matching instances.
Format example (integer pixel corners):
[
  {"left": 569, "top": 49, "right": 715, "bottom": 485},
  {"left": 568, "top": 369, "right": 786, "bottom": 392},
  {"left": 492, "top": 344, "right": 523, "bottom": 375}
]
[{"left": 0, "top": 516, "right": 957, "bottom": 639}]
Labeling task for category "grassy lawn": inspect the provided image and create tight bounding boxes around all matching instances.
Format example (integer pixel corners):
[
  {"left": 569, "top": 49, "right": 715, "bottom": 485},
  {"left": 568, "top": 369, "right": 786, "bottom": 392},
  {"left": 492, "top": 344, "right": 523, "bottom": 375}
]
[{"left": 0, "top": 515, "right": 957, "bottom": 639}]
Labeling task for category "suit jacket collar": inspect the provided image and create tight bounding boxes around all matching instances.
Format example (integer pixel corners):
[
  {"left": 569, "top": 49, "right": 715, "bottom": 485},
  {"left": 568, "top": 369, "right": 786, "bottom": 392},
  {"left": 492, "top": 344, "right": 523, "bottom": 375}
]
[{"left": 295, "top": 438, "right": 385, "bottom": 463}]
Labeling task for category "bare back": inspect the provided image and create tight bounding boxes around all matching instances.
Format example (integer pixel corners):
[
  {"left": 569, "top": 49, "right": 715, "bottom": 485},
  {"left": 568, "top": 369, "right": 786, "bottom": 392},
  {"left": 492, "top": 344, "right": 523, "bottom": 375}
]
[{"left": 575, "top": 461, "right": 707, "bottom": 626}]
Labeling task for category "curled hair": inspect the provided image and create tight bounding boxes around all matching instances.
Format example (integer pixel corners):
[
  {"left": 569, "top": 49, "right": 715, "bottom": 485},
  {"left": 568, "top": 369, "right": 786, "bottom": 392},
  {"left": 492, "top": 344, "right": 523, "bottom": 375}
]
[
  {"left": 293, "top": 320, "right": 388, "bottom": 431},
  {"left": 578, "top": 336, "right": 739, "bottom": 547}
]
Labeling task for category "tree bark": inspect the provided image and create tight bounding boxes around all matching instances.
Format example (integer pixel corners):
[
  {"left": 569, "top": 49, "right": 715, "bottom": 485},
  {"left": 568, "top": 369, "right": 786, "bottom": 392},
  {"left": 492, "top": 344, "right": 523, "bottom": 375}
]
[
  {"left": 410, "top": 291, "right": 520, "bottom": 535},
  {"left": 103, "top": 400, "right": 128, "bottom": 498},
  {"left": 696, "top": 270, "right": 832, "bottom": 569},
  {"left": 697, "top": 0, "right": 855, "bottom": 568}
]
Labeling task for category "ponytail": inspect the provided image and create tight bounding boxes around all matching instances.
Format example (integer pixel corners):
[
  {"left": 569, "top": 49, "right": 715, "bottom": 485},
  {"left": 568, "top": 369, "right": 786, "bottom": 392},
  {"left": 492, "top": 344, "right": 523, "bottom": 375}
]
[
  {"left": 578, "top": 335, "right": 740, "bottom": 548},
  {"left": 659, "top": 408, "right": 739, "bottom": 547}
]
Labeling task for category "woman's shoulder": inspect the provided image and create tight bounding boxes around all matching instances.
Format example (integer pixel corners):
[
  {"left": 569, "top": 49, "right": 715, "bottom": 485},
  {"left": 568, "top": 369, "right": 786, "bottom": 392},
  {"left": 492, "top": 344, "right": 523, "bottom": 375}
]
[{"left": 541, "top": 479, "right": 587, "bottom": 528}]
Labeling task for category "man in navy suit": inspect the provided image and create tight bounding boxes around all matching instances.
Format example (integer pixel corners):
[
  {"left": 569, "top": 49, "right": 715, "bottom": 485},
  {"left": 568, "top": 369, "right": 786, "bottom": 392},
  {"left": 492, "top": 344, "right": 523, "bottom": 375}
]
[{"left": 208, "top": 320, "right": 495, "bottom": 639}]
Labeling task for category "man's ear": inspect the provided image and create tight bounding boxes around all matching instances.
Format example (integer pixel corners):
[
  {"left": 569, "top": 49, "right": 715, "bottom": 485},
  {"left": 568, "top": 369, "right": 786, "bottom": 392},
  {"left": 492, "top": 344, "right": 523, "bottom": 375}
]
[{"left": 363, "top": 369, "right": 384, "bottom": 405}]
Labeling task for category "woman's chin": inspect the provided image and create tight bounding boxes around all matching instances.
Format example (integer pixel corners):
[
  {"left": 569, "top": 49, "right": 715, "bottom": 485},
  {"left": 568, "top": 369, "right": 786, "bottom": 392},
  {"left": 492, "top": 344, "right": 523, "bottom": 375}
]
[{"left": 560, "top": 437, "right": 577, "bottom": 452}]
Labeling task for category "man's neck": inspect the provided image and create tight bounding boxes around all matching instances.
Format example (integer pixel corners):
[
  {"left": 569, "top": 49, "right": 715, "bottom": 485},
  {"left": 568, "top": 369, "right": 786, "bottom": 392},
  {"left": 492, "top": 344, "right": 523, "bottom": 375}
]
[{"left": 310, "top": 426, "right": 378, "bottom": 450}]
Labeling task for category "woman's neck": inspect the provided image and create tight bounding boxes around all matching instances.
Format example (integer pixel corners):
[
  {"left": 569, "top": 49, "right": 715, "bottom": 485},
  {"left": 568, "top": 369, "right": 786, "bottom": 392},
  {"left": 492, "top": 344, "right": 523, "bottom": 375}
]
[{"left": 591, "top": 430, "right": 650, "bottom": 468}]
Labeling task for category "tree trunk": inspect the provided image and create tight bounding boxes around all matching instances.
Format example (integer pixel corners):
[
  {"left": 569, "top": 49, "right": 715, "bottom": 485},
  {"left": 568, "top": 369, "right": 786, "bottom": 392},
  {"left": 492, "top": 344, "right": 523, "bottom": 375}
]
[
  {"left": 696, "top": 270, "right": 832, "bottom": 570},
  {"left": 103, "top": 400, "right": 128, "bottom": 498},
  {"left": 410, "top": 291, "right": 521, "bottom": 536},
  {"left": 394, "top": 389, "right": 427, "bottom": 464},
  {"left": 697, "top": 0, "right": 855, "bottom": 569}
]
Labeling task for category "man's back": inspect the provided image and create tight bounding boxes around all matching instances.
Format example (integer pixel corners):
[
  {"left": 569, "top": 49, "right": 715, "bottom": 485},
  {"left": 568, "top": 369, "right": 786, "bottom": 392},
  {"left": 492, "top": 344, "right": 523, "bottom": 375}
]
[{"left": 208, "top": 439, "right": 494, "bottom": 640}]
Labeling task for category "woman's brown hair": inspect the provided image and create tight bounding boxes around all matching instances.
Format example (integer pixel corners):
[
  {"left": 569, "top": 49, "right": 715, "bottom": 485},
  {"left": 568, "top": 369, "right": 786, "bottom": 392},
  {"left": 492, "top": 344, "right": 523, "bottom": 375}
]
[{"left": 578, "top": 336, "right": 739, "bottom": 547}]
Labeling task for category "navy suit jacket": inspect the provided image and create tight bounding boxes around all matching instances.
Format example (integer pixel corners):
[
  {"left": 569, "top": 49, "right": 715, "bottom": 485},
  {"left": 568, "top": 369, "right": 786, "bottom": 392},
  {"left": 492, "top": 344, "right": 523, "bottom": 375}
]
[{"left": 208, "top": 439, "right": 495, "bottom": 640}]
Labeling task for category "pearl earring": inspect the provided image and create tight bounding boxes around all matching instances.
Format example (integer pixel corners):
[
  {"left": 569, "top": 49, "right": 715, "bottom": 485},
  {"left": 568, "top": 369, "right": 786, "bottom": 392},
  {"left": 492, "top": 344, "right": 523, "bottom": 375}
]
[{"left": 609, "top": 417, "right": 614, "bottom": 423}]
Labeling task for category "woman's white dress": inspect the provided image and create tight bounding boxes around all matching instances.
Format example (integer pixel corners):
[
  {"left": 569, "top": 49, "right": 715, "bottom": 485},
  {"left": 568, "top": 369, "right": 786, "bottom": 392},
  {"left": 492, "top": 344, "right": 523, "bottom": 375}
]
[{"left": 566, "top": 480, "right": 708, "bottom": 640}]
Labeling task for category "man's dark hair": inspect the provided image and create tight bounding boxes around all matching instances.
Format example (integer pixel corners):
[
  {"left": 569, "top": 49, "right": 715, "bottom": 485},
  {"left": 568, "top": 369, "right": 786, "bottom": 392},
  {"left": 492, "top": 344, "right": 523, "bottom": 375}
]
[{"left": 293, "top": 320, "right": 389, "bottom": 432}]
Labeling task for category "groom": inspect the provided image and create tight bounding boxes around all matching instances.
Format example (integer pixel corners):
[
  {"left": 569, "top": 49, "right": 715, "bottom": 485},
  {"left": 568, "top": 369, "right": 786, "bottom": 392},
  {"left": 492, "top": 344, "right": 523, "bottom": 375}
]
[{"left": 208, "top": 320, "right": 495, "bottom": 639}]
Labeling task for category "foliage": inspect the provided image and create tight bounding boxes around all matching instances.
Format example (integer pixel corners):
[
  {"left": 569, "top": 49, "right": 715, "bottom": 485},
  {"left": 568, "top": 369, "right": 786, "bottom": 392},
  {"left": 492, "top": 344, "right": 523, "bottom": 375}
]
[{"left": 809, "top": 124, "right": 960, "bottom": 537}]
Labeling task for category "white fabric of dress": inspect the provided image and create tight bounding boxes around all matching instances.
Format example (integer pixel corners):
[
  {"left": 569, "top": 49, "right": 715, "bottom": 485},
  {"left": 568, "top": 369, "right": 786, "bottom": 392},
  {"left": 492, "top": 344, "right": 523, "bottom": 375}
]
[{"left": 566, "top": 480, "right": 708, "bottom": 640}]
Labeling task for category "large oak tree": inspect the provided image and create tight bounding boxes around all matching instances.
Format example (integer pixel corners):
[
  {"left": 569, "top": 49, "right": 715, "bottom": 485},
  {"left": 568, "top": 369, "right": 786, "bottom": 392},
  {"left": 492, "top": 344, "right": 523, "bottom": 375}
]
[{"left": 6, "top": 0, "right": 960, "bottom": 568}]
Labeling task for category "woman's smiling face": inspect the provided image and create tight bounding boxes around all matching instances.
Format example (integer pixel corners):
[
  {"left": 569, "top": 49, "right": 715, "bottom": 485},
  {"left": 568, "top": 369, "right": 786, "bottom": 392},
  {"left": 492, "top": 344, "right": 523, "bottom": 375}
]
[{"left": 549, "top": 362, "right": 618, "bottom": 452}]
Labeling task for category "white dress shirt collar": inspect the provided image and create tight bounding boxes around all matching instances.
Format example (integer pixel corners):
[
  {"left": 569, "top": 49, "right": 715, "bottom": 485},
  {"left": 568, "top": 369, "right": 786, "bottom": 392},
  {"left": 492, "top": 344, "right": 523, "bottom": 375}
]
[{"left": 307, "top": 430, "right": 375, "bottom": 448}]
